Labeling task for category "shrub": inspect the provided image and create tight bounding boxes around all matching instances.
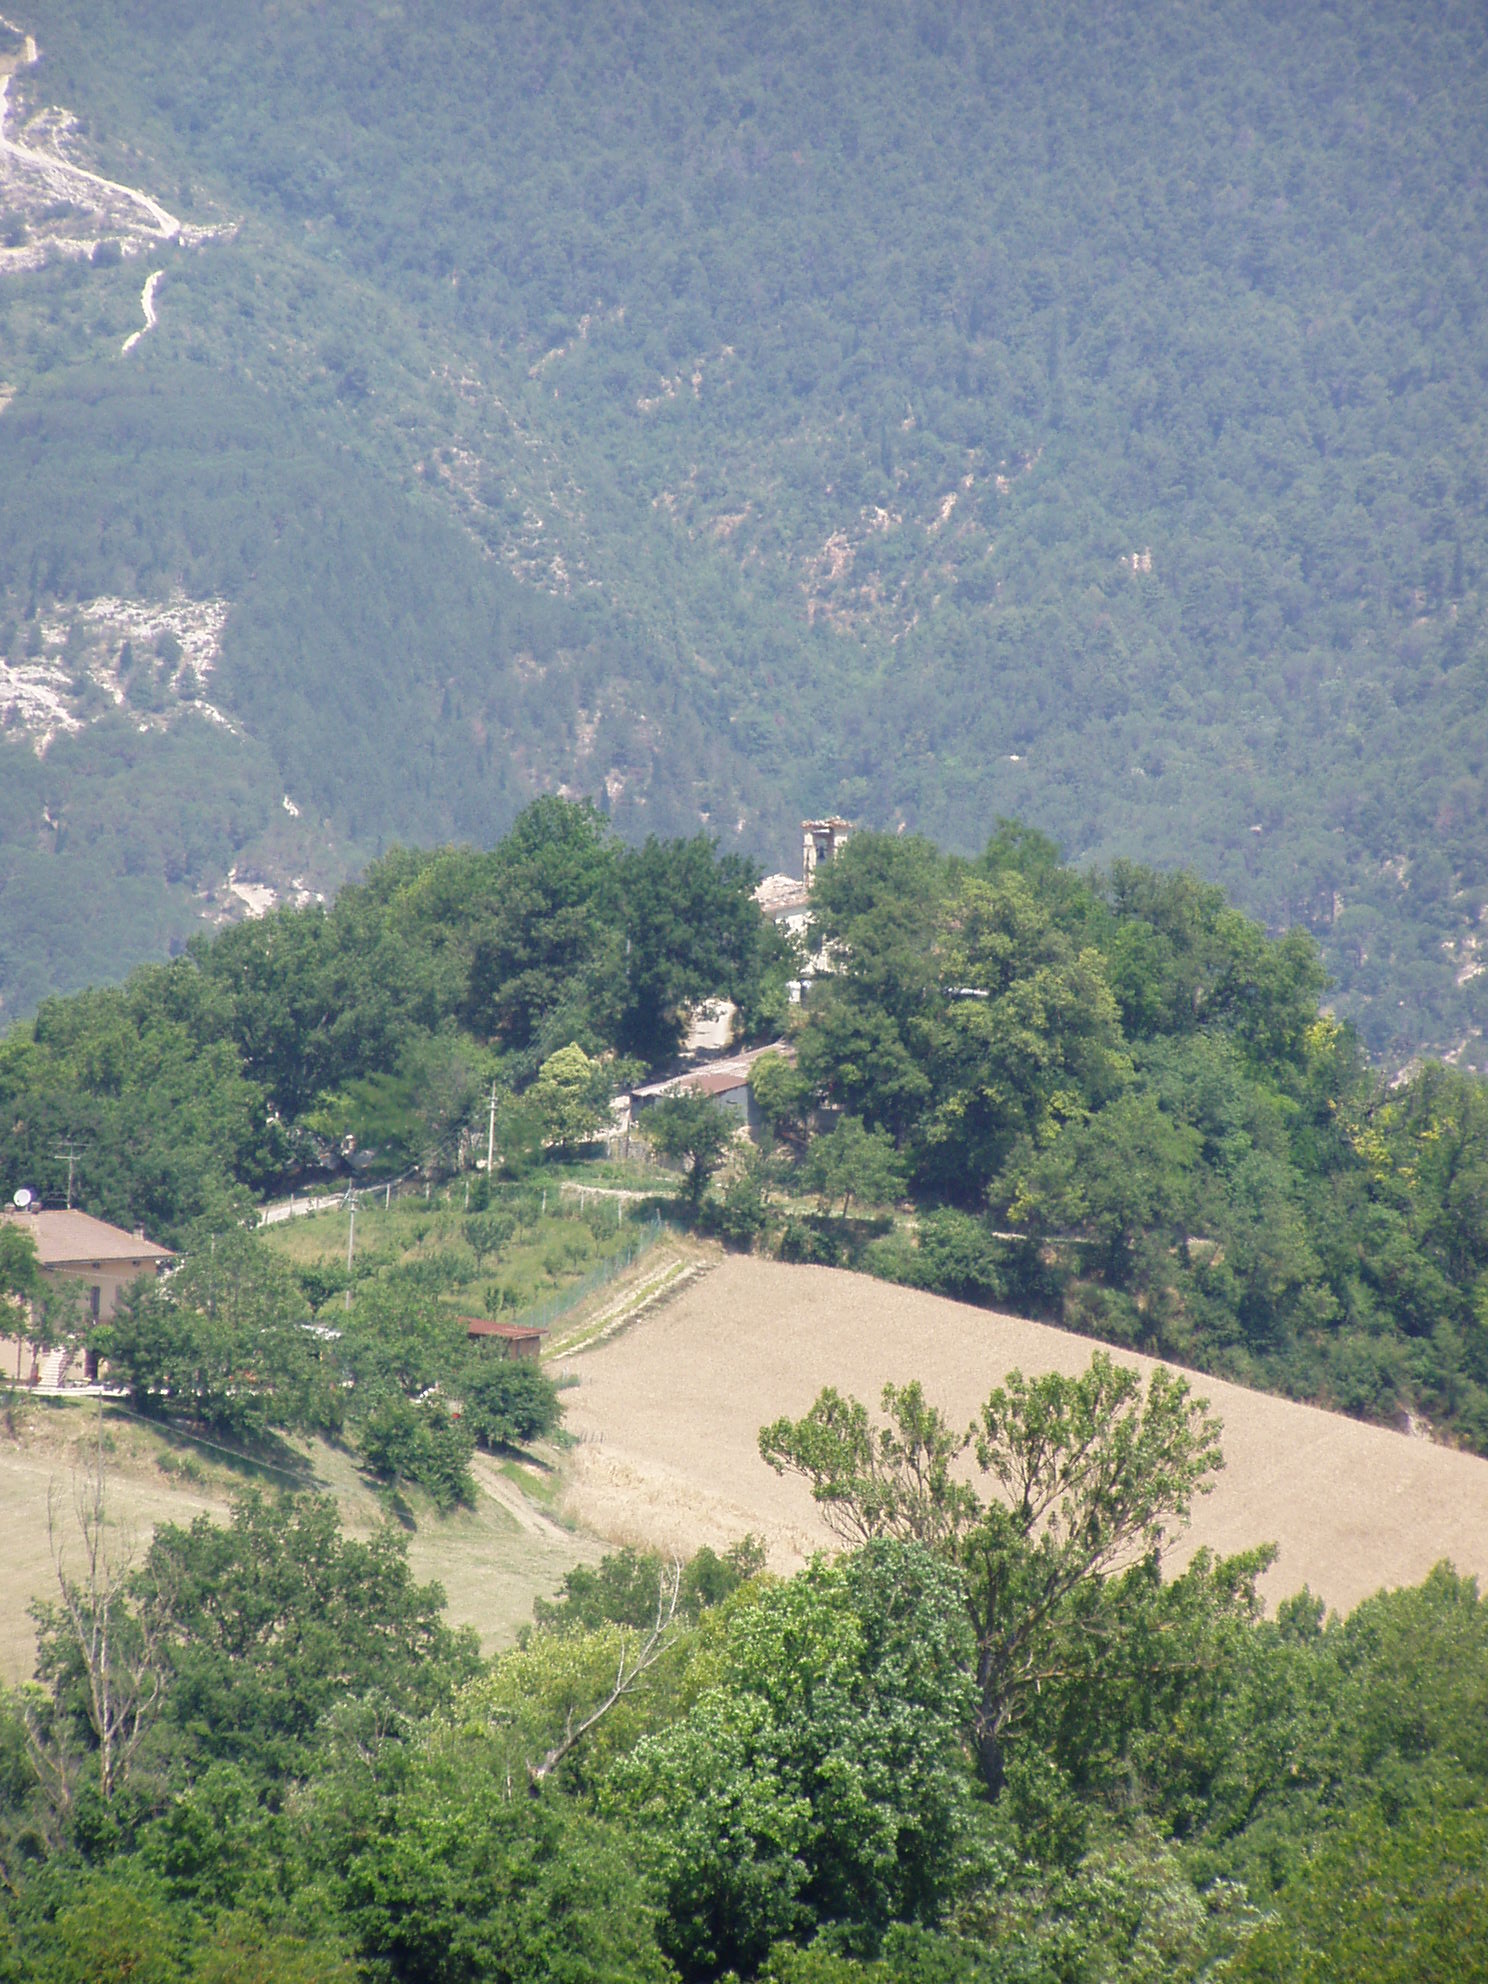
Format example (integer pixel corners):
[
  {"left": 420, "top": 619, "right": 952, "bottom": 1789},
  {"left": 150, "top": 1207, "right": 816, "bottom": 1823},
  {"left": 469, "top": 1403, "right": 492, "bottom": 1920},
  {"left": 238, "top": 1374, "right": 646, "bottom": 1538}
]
[
  {"left": 711, "top": 1163, "right": 771, "bottom": 1251},
  {"left": 777, "top": 1218, "right": 842, "bottom": 1267},
  {"left": 359, "top": 1396, "right": 475, "bottom": 1511},
  {"left": 460, "top": 1357, "right": 561, "bottom": 1451},
  {"left": 913, "top": 1209, "right": 1006, "bottom": 1306}
]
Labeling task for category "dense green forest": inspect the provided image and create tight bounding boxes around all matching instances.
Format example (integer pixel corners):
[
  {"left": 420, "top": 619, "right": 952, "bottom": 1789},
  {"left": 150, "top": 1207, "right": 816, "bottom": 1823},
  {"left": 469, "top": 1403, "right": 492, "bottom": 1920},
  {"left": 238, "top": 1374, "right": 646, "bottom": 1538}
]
[
  {"left": 0, "top": 799, "right": 788, "bottom": 1232},
  {"left": 3, "top": 1370, "right": 1487, "bottom": 1981},
  {"left": 761, "top": 827, "right": 1488, "bottom": 1449},
  {"left": 1, "top": 0, "right": 1485, "bottom": 1061},
  {"left": 3, "top": 802, "right": 1487, "bottom": 1453}
]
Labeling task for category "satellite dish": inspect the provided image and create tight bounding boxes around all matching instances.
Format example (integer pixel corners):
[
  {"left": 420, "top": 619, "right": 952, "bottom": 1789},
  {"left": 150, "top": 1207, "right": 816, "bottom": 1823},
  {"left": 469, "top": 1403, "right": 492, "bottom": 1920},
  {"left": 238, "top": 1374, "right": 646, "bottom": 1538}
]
[{"left": 12, "top": 1188, "right": 33, "bottom": 1208}]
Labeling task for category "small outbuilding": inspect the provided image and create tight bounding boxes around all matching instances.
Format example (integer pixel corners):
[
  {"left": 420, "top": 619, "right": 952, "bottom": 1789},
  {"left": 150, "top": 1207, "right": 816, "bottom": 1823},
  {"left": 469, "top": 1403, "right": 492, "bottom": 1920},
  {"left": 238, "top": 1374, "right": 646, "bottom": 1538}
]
[{"left": 464, "top": 1318, "right": 544, "bottom": 1360}]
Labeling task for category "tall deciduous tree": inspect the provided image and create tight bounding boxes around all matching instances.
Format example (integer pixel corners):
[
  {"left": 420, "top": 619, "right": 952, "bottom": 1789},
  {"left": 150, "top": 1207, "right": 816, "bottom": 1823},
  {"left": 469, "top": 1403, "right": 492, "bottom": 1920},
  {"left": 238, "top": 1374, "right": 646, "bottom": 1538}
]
[
  {"left": 617, "top": 833, "right": 786, "bottom": 1065},
  {"left": 799, "top": 1115, "right": 905, "bottom": 1216},
  {"left": 529, "top": 1043, "right": 613, "bottom": 1154},
  {"left": 760, "top": 1353, "right": 1223, "bottom": 1792},
  {"left": 460, "top": 799, "right": 625, "bottom": 1058},
  {"left": 140, "top": 1491, "right": 476, "bottom": 1783},
  {"left": 27, "top": 1428, "right": 171, "bottom": 1815},
  {"left": 644, "top": 1093, "right": 734, "bottom": 1210},
  {"left": 748, "top": 1052, "right": 813, "bottom": 1149},
  {"left": 98, "top": 1230, "right": 334, "bottom": 1439},
  {"left": 602, "top": 1541, "right": 976, "bottom": 1977}
]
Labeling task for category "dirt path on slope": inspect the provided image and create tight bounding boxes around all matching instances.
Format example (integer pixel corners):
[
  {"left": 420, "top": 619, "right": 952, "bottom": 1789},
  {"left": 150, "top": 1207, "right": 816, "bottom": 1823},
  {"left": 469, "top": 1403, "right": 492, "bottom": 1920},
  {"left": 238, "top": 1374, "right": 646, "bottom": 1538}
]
[
  {"left": 0, "top": 26, "right": 180, "bottom": 307},
  {"left": 0, "top": 65, "right": 180, "bottom": 240},
  {"left": 121, "top": 265, "right": 163, "bottom": 352}
]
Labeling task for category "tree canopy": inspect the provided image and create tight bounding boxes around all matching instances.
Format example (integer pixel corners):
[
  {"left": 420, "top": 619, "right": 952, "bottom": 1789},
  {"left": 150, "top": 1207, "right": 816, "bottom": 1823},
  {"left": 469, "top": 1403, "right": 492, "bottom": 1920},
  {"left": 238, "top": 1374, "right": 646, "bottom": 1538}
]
[
  {"left": 768, "top": 830, "right": 1488, "bottom": 1453},
  {"left": 761, "top": 1355, "right": 1224, "bottom": 1790},
  {"left": 5, "top": 1351, "right": 1488, "bottom": 1983}
]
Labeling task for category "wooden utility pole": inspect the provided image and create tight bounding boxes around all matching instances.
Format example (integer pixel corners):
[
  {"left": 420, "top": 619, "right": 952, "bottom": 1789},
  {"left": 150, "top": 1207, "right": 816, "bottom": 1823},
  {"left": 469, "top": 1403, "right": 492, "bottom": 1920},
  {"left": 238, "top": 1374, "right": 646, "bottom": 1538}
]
[
  {"left": 345, "top": 1201, "right": 356, "bottom": 1310},
  {"left": 53, "top": 1140, "right": 82, "bottom": 1209}
]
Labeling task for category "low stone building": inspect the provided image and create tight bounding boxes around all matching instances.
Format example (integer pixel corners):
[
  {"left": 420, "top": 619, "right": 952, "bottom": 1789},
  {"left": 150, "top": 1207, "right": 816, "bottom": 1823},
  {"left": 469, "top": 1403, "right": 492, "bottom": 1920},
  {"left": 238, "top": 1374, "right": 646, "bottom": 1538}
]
[{"left": 630, "top": 1040, "right": 796, "bottom": 1141}]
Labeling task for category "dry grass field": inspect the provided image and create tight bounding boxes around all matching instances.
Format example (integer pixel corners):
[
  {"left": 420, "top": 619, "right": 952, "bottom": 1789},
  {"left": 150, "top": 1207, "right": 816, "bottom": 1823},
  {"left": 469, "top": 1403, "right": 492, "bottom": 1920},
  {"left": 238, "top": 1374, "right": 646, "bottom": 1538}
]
[
  {"left": 0, "top": 1401, "right": 599, "bottom": 1688},
  {"left": 8, "top": 1253, "right": 1485, "bottom": 1690},
  {"left": 557, "top": 1257, "right": 1488, "bottom": 1615}
]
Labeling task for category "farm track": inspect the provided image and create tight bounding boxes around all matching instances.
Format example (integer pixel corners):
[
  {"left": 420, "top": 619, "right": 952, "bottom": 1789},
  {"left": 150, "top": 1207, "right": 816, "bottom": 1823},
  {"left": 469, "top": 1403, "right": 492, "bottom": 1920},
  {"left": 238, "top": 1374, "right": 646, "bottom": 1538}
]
[
  {"left": 0, "top": 1409, "right": 597, "bottom": 1687},
  {"left": 121, "top": 266, "right": 162, "bottom": 352},
  {"left": 547, "top": 1245, "right": 716, "bottom": 1360},
  {"left": 559, "top": 1257, "right": 1488, "bottom": 1615}
]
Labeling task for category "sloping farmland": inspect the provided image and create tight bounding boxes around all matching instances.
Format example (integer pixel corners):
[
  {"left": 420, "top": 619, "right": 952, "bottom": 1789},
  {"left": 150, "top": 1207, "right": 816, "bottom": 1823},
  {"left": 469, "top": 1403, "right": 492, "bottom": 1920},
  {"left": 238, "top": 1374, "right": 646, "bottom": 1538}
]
[{"left": 557, "top": 1258, "right": 1488, "bottom": 1615}]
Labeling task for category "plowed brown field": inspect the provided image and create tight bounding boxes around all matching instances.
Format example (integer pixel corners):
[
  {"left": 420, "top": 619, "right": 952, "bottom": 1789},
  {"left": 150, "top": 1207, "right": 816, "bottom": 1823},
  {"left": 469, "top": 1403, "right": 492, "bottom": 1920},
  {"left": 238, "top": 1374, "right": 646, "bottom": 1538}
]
[{"left": 557, "top": 1257, "right": 1488, "bottom": 1614}]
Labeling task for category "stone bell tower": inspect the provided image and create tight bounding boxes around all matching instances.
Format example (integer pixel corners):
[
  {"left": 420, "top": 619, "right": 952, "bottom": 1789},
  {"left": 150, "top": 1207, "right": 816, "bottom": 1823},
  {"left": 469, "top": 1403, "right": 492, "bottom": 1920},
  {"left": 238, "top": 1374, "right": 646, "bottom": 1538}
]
[{"left": 801, "top": 816, "right": 853, "bottom": 885}]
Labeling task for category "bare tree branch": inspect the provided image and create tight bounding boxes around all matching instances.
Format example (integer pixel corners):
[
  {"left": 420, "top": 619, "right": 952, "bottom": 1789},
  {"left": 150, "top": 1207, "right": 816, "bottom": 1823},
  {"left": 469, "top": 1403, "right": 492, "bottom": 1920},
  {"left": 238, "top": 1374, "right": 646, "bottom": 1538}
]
[
  {"left": 24, "top": 1410, "right": 170, "bottom": 1809},
  {"left": 526, "top": 1560, "right": 682, "bottom": 1789}
]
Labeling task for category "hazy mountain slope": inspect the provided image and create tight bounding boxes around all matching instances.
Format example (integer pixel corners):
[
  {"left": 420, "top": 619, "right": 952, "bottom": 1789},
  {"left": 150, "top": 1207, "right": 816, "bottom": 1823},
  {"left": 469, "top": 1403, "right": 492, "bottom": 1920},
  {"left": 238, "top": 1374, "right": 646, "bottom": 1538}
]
[{"left": 1, "top": 0, "right": 1485, "bottom": 1058}]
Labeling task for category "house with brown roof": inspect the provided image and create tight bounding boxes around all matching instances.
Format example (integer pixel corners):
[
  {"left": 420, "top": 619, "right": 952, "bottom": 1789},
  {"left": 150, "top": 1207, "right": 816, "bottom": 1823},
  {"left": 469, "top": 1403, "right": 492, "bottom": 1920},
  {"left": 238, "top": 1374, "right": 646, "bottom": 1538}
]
[
  {"left": 630, "top": 1041, "right": 795, "bottom": 1140},
  {"left": 0, "top": 1207, "right": 173, "bottom": 1388}
]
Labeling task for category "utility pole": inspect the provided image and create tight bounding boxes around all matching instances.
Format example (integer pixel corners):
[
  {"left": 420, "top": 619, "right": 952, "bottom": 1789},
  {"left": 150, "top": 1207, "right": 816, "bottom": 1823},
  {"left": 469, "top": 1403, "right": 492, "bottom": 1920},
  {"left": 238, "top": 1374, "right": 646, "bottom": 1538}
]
[
  {"left": 345, "top": 1200, "right": 356, "bottom": 1310},
  {"left": 487, "top": 1080, "right": 498, "bottom": 1176},
  {"left": 53, "top": 1140, "right": 82, "bottom": 1209}
]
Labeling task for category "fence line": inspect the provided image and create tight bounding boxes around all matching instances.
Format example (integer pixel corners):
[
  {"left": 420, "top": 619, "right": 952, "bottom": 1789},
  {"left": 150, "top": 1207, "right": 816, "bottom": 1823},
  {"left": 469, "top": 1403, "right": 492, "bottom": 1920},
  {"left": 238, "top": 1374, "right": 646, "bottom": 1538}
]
[
  {"left": 259, "top": 1175, "right": 424, "bottom": 1226},
  {"left": 511, "top": 1216, "right": 669, "bottom": 1337},
  {"left": 263, "top": 1166, "right": 673, "bottom": 1228}
]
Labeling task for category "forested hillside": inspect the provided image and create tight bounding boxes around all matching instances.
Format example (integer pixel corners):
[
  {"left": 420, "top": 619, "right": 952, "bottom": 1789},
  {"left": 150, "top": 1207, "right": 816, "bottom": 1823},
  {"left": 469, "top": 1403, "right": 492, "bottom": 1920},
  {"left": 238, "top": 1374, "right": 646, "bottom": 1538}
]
[
  {"left": 0, "top": 801, "right": 788, "bottom": 1234},
  {"left": 770, "top": 828, "right": 1488, "bottom": 1451},
  {"left": 1, "top": 0, "right": 1485, "bottom": 1060}
]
